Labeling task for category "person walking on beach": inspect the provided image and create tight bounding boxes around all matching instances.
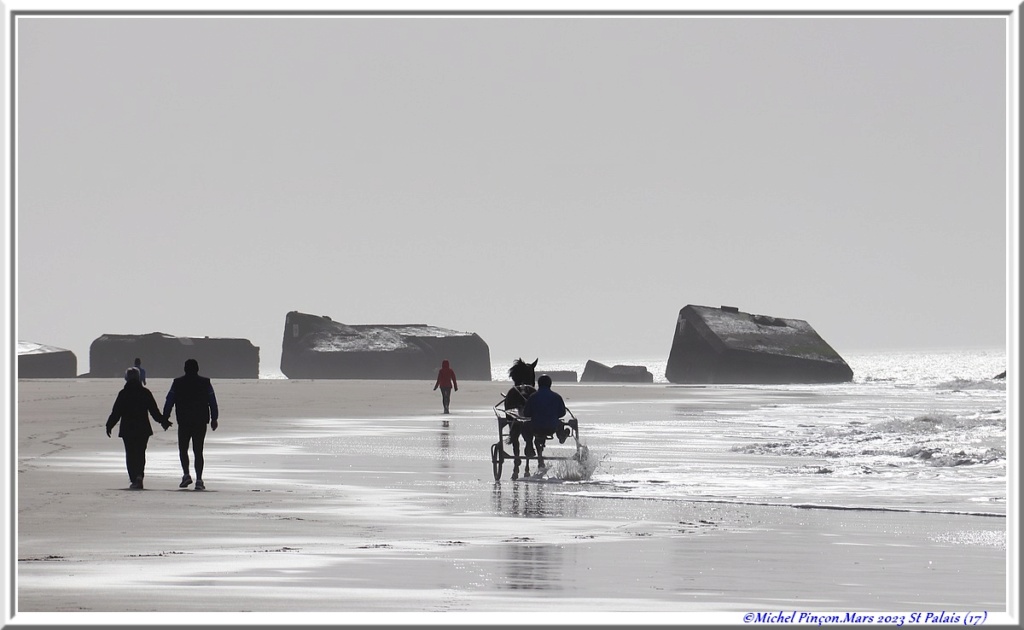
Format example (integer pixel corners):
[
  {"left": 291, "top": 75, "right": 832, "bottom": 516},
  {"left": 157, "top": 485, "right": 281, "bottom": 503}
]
[
  {"left": 433, "top": 359, "right": 458, "bottom": 414},
  {"left": 522, "top": 374, "right": 569, "bottom": 469},
  {"left": 106, "top": 367, "right": 171, "bottom": 489},
  {"left": 162, "top": 359, "right": 219, "bottom": 491},
  {"left": 125, "top": 357, "right": 147, "bottom": 386}
]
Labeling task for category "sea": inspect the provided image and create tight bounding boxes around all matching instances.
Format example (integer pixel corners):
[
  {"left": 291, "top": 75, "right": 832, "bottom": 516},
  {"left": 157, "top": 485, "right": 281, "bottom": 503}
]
[{"left": 485, "top": 348, "right": 1011, "bottom": 519}]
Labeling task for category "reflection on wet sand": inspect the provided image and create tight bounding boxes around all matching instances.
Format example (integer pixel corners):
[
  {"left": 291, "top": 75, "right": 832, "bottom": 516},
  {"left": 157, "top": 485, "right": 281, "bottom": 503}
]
[
  {"left": 438, "top": 420, "right": 451, "bottom": 471},
  {"left": 498, "top": 540, "right": 566, "bottom": 591},
  {"left": 490, "top": 479, "right": 586, "bottom": 520},
  {"left": 491, "top": 480, "right": 555, "bottom": 518}
]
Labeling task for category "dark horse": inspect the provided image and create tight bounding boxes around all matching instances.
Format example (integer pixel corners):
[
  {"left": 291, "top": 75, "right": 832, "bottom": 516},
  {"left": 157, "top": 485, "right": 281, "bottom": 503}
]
[{"left": 503, "top": 358, "right": 537, "bottom": 477}]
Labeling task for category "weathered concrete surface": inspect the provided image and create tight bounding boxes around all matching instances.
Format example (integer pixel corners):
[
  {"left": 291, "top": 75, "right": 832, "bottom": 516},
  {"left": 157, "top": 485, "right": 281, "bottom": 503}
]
[
  {"left": 88, "top": 332, "right": 260, "bottom": 379},
  {"left": 542, "top": 370, "right": 578, "bottom": 383},
  {"left": 580, "top": 360, "right": 654, "bottom": 383},
  {"left": 665, "top": 305, "right": 853, "bottom": 384},
  {"left": 17, "top": 341, "right": 77, "bottom": 378},
  {"left": 280, "top": 311, "right": 491, "bottom": 380}
]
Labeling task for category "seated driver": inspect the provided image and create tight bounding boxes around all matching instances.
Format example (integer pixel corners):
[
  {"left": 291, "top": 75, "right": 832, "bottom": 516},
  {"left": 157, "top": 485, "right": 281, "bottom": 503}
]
[{"left": 522, "top": 374, "right": 570, "bottom": 453}]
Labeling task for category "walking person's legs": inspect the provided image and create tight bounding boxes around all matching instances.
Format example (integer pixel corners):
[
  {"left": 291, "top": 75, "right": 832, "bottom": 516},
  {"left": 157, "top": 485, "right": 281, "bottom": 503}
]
[
  {"left": 121, "top": 438, "right": 134, "bottom": 485},
  {"left": 192, "top": 424, "right": 208, "bottom": 490},
  {"left": 124, "top": 436, "right": 148, "bottom": 489},
  {"left": 441, "top": 387, "right": 452, "bottom": 413},
  {"left": 178, "top": 426, "right": 193, "bottom": 487},
  {"left": 135, "top": 435, "right": 149, "bottom": 486}
]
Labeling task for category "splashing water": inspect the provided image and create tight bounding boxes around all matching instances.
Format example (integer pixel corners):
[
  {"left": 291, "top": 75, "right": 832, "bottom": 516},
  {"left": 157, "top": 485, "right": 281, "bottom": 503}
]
[{"left": 543, "top": 444, "right": 600, "bottom": 481}]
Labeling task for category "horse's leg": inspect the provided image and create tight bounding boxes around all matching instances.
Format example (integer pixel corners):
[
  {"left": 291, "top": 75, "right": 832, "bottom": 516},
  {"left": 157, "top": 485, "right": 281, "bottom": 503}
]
[
  {"left": 508, "top": 421, "right": 521, "bottom": 457},
  {"left": 508, "top": 420, "right": 522, "bottom": 479},
  {"left": 521, "top": 422, "right": 534, "bottom": 476}
]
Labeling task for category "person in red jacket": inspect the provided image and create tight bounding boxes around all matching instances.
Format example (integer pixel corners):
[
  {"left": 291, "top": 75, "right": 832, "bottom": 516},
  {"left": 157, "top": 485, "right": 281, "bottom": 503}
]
[{"left": 433, "top": 359, "right": 458, "bottom": 414}]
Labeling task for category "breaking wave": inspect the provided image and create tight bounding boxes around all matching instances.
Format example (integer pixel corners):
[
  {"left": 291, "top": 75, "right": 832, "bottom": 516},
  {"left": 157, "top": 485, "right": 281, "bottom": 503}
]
[
  {"left": 935, "top": 378, "right": 1006, "bottom": 392},
  {"left": 731, "top": 410, "right": 1006, "bottom": 469}
]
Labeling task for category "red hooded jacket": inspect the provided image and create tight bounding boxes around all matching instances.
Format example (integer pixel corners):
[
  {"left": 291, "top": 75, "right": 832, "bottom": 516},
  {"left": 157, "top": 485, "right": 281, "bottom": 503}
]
[{"left": 434, "top": 360, "right": 458, "bottom": 389}]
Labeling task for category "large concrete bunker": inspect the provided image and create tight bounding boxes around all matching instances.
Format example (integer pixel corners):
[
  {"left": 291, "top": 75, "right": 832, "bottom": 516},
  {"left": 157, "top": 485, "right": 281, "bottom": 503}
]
[
  {"left": 665, "top": 305, "right": 853, "bottom": 384},
  {"left": 89, "top": 332, "right": 260, "bottom": 379}
]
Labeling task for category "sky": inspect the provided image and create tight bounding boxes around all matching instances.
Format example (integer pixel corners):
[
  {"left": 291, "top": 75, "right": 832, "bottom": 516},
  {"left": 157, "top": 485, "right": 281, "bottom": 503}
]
[{"left": 11, "top": 8, "right": 1012, "bottom": 376}]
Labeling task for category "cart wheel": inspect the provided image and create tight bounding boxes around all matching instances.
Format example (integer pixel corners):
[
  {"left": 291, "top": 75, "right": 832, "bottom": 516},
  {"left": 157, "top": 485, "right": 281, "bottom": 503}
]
[{"left": 491, "top": 442, "right": 504, "bottom": 480}]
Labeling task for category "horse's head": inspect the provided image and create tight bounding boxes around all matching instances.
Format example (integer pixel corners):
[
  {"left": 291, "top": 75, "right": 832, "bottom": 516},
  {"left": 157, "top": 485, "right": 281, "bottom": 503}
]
[
  {"left": 504, "top": 358, "right": 538, "bottom": 412},
  {"left": 508, "top": 358, "right": 538, "bottom": 388}
]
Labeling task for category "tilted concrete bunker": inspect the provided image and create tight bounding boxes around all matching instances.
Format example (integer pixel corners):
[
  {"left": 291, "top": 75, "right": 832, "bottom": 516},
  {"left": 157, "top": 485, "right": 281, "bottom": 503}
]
[
  {"left": 665, "top": 305, "right": 853, "bottom": 384},
  {"left": 280, "top": 311, "right": 492, "bottom": 380}
]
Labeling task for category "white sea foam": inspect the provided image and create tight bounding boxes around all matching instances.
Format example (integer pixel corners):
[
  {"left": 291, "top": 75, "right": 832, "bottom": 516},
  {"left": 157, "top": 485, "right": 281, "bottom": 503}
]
[
  {"left": 935, "top": 378, "right": 1006, "bottom": 391},
  {"left": 730, "top": 409, "right": 1006, "bottom": 469}
]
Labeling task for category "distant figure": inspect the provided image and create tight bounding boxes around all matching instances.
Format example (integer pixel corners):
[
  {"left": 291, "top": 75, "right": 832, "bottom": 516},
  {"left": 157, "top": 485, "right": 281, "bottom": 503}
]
[
  {"left": 126, "top": 357, "right": 147, "bottom": 386},
  {"left": 433, "top": 359, "right": 458, "bottom": 414},
  {"left": 106, "top": 367, "right": 171, "bottom": 489},
  {"left": 162, "top": 359, "right": 219, "bottom": 491},
  {"left": 522, "top": 374, "right": 570, "bottom": 470}
]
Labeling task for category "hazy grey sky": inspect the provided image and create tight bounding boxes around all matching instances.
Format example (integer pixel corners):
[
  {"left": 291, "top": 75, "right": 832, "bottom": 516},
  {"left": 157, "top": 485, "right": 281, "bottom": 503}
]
[{"left": 14, "top": 12, "right": 1009, "bottom": 375}]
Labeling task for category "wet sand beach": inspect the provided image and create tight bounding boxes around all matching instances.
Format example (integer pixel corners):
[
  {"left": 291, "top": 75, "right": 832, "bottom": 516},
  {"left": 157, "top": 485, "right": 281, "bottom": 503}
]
[{"left": 14, "top": 379, "right": 1009, "bottom": 623}]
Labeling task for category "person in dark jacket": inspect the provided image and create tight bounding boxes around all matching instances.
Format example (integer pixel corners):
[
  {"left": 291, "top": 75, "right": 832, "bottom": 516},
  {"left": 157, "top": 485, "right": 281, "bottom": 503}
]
[
  {"left": 125, "top": 357, "right": 147, "bottom": 385},
  {"left": 106, "top": 367, "right": 171, "bottom": 489},
  {"left": 432, "top": 359, "right": 458, "bottom": 414},
  {"left": 522, "top": 374, "right": 570, "bottom": 468},
  {"left": 162, "top": 358, "right": 219, "bottom": 491}
]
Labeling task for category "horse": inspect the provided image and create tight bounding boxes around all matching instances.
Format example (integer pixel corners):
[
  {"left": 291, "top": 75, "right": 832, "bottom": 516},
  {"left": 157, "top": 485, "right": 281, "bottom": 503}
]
[{"left": 503, "top": 358, "right": 537, "bottom": 477}]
